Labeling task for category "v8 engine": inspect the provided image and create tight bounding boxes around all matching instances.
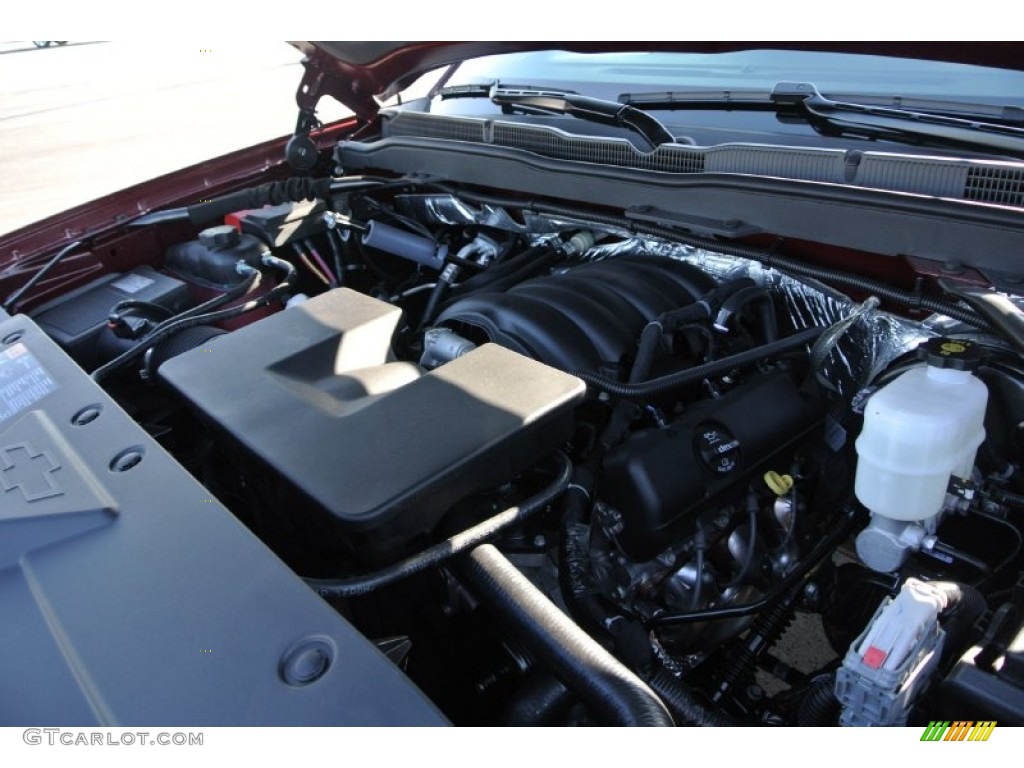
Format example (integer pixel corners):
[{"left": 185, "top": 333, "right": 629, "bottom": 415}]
[{"left": 12, "top": 179, "right": 1024, "bottom": 728}]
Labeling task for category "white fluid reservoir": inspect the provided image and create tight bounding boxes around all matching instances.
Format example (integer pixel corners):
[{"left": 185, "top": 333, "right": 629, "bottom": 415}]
[{"left": 855, "top": 339, "right": 988, "bottom": 523}]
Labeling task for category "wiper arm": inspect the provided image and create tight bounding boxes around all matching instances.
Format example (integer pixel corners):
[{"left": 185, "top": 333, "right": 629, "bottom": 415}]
[
  {"left": 622, "top": 83, "right": 1024, "bottom": 157},
  {"left": 770, "top": 82, "right": 1024, "bottom": 156},
  {"left": 623, "top": 88, "right": 1024, "bottom": 124},
  {"left": 440, "top": 82, "right": 676, "bottom": 150}
]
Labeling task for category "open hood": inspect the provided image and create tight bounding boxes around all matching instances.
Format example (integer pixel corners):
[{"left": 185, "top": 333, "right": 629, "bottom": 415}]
[{"left": 288, "top": 41, "right": 1024, "bottom": 118}]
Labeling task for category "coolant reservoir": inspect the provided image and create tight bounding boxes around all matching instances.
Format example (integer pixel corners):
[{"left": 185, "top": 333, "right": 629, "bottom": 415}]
[{"left": 855, "top": 338, "right": 988, "bottom": 523}]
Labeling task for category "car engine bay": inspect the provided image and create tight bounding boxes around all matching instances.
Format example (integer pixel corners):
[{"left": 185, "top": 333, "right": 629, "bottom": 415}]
[{"left": 4, "top": 159, "right": 1024, "bottom": 727}]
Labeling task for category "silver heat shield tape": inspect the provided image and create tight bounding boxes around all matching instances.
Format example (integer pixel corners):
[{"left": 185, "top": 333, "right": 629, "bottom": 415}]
[
  {"left": 401, "top": 198, "right": 935, "bottom": 396},
  {"left": 562, "top": 237, "right": 932, "bottom": 398}
]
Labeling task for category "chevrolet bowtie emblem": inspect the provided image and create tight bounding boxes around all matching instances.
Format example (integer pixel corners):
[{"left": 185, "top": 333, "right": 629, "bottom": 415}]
[{"left": 1, "top": 442, "right": 63, "bottom": 502}]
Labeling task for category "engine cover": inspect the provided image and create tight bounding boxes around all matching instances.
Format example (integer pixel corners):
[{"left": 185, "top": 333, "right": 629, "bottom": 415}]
[
  {"left": 159, "top": 289, "right": 584, "bottom": 564},
  {"left": 437, "top": 256, "right": 716, "bottom": 372},
  {"left": 602, "top": 372, "right": 823, "bottom": 560}
]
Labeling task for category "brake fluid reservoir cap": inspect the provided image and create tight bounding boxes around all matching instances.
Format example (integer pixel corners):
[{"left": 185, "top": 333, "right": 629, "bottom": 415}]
[{"left": 916, "top": 337, "right": 982, "bottom": 372}]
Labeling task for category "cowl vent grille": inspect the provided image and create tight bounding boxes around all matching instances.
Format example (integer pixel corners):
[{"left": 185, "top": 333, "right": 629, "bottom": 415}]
[
  {"left": 381, "top": 111, "right": 1024, "bottom": 211},
  {"left": 965, "top": 166, "right": 1024, "bottom": 207}
]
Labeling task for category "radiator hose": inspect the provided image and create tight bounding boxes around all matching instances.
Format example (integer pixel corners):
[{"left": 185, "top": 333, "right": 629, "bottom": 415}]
[{"left": 459, "top": 544, "right": 674, "bottom": 727}]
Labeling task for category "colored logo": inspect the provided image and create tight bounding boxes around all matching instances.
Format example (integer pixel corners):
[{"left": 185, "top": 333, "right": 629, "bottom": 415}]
[{"left": 920, "top": 720, "right": 996, "bottom": 741}]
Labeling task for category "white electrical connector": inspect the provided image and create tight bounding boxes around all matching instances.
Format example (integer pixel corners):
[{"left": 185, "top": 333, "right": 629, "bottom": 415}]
[
  {"left": 855, "top": 579, "right": 947, "bottom": 671},
  {"left": 836, "top": 578, "right": 948, "bottom": 725}
]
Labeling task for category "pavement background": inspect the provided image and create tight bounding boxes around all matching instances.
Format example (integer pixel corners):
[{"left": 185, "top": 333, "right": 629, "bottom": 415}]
[{"left": 0, "top": 41, "right": 350, "bottom": 236}]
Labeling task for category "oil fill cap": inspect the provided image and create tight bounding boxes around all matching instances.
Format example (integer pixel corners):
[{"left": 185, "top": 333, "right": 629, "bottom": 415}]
[{"left": 916, "top": 337, "right": 983, "bottom": 372}]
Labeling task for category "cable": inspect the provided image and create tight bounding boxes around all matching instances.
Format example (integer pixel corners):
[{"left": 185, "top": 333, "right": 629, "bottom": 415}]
[
  {"left": 327, "top": 229, "right": 346, "bottom": 287},
  {"left": 931, "top": 541, "right": 993, "bottom": 579},
  {"left": 389, "top": 282, "right": 437, "bottom": 302},
  {"left": 723, "top": 492, "right": 759, "bottom": 589},
  {"left": 294, "top": 243, "right": 331, "bottom": 286},
  {"left": 305, "top": 241, "right": 336, "bottom": 286},
  {"left": 2, "top": 239, "right": 82, "bottom": 313},
  {"left": 973, "top": 510, "right": 1024, "bottom": 577},
  {"left": 690, "top": 526, "right": 706, "bottom": 610},
  {"left": 305, "top": 452, "right": 572, "bottom": 598},
  {"left": 91, "top": 268, "right": 260, "bottom": 383},
  {"left": 650, "top": 507, "right": 857, "bottom": 626},
  {"left": 91, "top": 254, "right": 295, "bottom": 384}
]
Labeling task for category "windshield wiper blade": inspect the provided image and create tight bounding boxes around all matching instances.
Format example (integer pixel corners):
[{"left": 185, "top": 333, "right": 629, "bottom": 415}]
[
  {"left": 622, "top": 83, "right": 1024, "bottom": 157},
  {"left": 440, "top": 82, "right": 676, "bottom": 150},
  {"left": 771, "top": 82, "right": 1024, "bottom": 156},
  {"left": 622, "top": 88, "right": 1024, "bottom": 125},
  {"left": 621, "top": 88, "right": 780, "bottom": 111},
  {"left": 439, "top": 82, "right": 577, "bottom": 99}
]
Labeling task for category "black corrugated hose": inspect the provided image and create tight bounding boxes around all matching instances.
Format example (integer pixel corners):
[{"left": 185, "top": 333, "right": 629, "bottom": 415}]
[
  {"left": 797, "top": 675, "right": 840, "bottom": 726},
  {"left": 992, "top": 488, "right": 1024, "bottom": 509},
  {"left": 645, "top": 668, "right": 738, "bottom": 727},
  {"left": 459, "top": 543, "right": 675, "bottom": 727}
]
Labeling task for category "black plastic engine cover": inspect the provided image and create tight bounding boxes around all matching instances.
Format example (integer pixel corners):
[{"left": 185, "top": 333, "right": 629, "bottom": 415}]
[
  {"left": 602, "top": 372, "right": 822, "bottom": 560},
  {"left": 436, "top": 256, "right": 716, "bottom": 373},
  {"left": 159, "top": 288, "right": 584, "bottom": 564}
]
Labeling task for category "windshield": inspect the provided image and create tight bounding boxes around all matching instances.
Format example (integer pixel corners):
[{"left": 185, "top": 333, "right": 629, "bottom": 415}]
[
  {"left": 438, "top": 49, "right": 1024, "bottom": 106},
  {"left": 417, "top": 48, "right": 1024, "bottom": 160}
]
